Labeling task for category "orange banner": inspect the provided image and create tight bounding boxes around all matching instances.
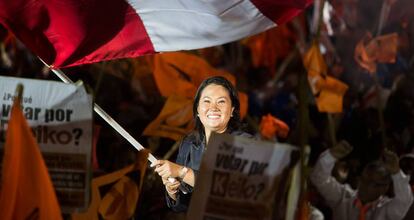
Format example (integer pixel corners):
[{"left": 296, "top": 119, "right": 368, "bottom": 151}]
[
  {"left": 315, "top": 76, "right": 348, "bottom": 113},
  {"left": 153, "top": 52, "right": 235, "bottom": 98},
  {"left": 304, "top": 43, "right": 348, "bottom": 113},
  {"left": 354, "top": 33, "right": 398, "bottom": 73},
  {"left": 143, "top": 94, "right": 194, "bottom": 141},
  {"left": 72, "top": 150, "right": 148, "bottom": 220},
  {"left": 0, "top": 94, "right": 62, "bottom": 220},
  {"left": 243, "top": 25, "right": 296, "bottom": 74},
  {"left": 152, "top": 52, "right": 248, "bottom": 118},
  {"left": 260, "top": 113, "right": 290, "bottom": 140}
]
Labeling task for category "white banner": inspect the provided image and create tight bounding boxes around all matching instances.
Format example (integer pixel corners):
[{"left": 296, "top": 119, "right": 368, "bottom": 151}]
[
  {"left": 0, "top": 76, "right": 93, "bottom": 213},
  {"left": 187, "top": 133, "right": 296, "bottom": 220}
]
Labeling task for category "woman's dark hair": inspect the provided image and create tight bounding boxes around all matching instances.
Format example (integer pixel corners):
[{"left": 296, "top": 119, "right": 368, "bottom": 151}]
[{"left": 192, "top": 76, "right": 241, "bottom": 143}]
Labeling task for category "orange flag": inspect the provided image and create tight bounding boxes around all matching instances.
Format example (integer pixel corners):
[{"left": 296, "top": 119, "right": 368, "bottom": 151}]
[
  {"left": 260, "top": 114, "right": 290, "bottom": 140},
  {"left": 197, "top": 47, "right": 225, "bottom": 67},
  {"left": 0, "top": 90, "right": 62, "bottom": 219},
  {"left": 354, "top": 33, "right": 398, "bottom": 73},
  {"left": 315, "top": 76, "right": 349, "bottom": 113},
  {"left": 243, "top": 25, "right": 296, "bottom": 74},
  {"left": 72, "top": 150, "right": 148, "bottom": 220},
  {"left": 152, "top": 51, "right": 248, "bottom": 118},
  {"left": 238, "top": 92, "right": 248, "bottom": 121},
  {"left": 303, "top": 42, "right": 327, "bottom": 95},
  {"left": 304, "top": 43, "right": 348, "bottom": 113},
  {"left": 296, "top": 194, "right": 310, "bottom": 220},
  {"left": 153, "top": 52, "right": 236, "bottom": 98},
  {"left": 143, "top": 95, "right": 194, "bottom": 141}
]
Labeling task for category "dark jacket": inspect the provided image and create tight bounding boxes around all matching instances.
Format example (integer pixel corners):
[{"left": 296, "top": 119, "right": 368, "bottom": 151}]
[
  {"left": 166, "top": 130, "right": 252, "bottom": 212},
  {"left": 165, "top": 132, "right": 204, "bottom": 212}
]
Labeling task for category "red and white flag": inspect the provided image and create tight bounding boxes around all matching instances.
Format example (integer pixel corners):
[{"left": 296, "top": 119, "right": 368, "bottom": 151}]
[{"left": 0, "top": 0, "right": 312, "bottom": 68}]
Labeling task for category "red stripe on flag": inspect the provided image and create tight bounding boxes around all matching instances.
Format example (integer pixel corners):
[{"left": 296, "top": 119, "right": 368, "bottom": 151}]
[
  {"left": 0, "top": 0, "right": 154, "bottom": 68},
  {"left": 251, "top": 0, "right": 313, "bottom": 24}
]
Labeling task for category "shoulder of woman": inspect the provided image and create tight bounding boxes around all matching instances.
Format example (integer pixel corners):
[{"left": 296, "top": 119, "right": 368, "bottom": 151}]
[
  {"left": 180, "top": 131, "right": 200, "bottom": 146},
  {"left": 230, "top": 130, "right": 254, "bottom": 139}
]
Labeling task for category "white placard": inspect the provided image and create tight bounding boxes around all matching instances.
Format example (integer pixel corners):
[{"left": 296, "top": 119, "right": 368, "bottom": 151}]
[
  {"left": 187, "top": 133, "right": 296, "bottom": 220},
  {"left": 0, "top": 76, "right": 93, "bottom": 213}
]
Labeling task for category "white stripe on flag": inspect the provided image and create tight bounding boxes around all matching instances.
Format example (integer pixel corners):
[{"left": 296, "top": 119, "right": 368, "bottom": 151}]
[{"left": 127, "top": 0, "right": 276, "bottom": 52}]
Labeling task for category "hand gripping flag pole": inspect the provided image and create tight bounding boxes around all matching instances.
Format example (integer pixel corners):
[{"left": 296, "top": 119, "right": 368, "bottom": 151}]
[{"left": 40, "top": 59, "right": 181, "bottom": 185}]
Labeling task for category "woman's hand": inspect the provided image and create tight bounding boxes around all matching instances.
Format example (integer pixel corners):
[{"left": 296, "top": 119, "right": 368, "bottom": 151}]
[
  {"left": 151, "top": 159, "right": 195, "bottom": 191},
  {"left": 151, "top": 160, "right": 182, "bottom": 179},
  {"left": 162, "top": 176, "right": 180, "bottom": 197}
]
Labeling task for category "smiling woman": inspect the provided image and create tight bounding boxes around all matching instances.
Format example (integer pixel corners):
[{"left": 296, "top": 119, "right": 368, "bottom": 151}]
[
  {"left": 151, "top": 76, "right": 249, "bottom": 212},
  {"left": 197, "top": 84, "right": 235, "bottom": 142}
]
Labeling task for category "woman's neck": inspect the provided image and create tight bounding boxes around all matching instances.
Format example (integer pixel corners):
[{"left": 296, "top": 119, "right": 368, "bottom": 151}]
[
  {"left": 205, "top": 130, "right": 211, "bottom": 145},
  {"left": 204, "top": 128, "right": 227, "bottom": 145}
]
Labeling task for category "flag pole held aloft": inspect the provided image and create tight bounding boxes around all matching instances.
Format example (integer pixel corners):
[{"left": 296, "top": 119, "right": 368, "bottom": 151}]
[{"left": 39, "top": 58, "right": 158, "bottom": 164}]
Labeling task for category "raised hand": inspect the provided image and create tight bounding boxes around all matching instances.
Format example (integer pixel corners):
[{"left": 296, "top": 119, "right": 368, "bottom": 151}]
[
  {"left": 330, "top": 140, "right": 353, "bottom": 160},
  {"left": 383, "top": 149, "right": 400, "bottom": 174}
]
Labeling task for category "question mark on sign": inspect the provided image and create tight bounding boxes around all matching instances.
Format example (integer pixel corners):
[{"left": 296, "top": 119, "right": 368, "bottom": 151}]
[
  {"left": 254, "top": 183, "right": 265, "bottom": 200},
  {"left": 72, "top": 128, "right": 83, "bottom": 146}
]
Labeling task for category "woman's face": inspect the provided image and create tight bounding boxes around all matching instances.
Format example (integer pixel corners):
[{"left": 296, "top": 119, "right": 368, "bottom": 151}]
[{"left": 197, "top": 84, "right": 234, "bottom": 134}]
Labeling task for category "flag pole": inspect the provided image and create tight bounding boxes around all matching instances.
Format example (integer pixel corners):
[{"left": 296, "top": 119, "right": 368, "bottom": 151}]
[
  {"left": 38, "top": 59, "right": 157, "bottom": 164},
  {"left": 373, "top": 0, "right": 391, "bottom": 149},
  {"left": 15, "top": 83, "right": 24, "bottom": 103}
]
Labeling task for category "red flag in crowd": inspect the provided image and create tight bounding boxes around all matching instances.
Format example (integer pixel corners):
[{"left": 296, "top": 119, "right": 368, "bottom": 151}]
[
  {"left": 0, "top": 0, "right": 312, "bottom": 68},
  {"left": 0, "top": 87, "right": 62, "bottom": 220}
]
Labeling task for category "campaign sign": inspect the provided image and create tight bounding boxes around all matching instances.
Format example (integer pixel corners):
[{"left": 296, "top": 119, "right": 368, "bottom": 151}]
[
  {"left": 0, "top": 76, "right": 93, "bottom": 213},
  {"left": 187, "top": 133, "right": 296, "bottom": 220}
]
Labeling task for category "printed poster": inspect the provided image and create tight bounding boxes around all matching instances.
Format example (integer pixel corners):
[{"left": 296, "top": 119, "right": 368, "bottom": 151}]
[
  {"left": 0, "top": 76, "right": 93, "bottom": 213},
  {"left": 187, "top": 133, "right": 296, "bottom": 220}
]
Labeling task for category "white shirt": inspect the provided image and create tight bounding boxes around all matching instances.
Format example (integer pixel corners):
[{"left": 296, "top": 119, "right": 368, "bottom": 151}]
[{"left": 310, "top": 150, "right": 413, "bottom": 220}]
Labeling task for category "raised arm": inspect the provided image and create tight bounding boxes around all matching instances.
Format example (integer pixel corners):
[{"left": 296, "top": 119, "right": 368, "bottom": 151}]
[
  {"left": 383, "top": 150, "right": 414, "bottom": 219},
  {"left": 310, "top": 140, "right": 353, "bottom": 206}
]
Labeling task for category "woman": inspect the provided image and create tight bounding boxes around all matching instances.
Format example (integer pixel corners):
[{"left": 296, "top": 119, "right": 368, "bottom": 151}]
[{"left": 152, "top": 76, "right": 245, "bottom": 212}]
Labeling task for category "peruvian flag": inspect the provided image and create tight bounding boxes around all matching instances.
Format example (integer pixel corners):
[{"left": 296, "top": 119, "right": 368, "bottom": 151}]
[{"left": 0, "top": 0, "right": 312, "bottom": 68}]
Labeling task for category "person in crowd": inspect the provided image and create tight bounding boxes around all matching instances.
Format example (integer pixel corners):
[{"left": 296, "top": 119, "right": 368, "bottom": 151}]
[
  {"left": 310, "top": 140, "right": 413, "bottom": 220},
  {"left": 151, "top": 76, "right": 248, "bottom": 212},
  {"left": 400, "top": 154, "right": 414, "bottom": 220}
]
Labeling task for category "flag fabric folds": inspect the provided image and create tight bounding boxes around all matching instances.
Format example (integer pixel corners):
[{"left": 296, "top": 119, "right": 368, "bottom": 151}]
[
  {"left": 72, "top": 150, "right": 148, "bottom": 220},
  {"left": 0, "top": 0, "right": 312, "bottom": 68},
  {"left": 0, "top": 91, "right": 62, "bottom": 219},
  {"left": 143, "top": 94, "right": 194, "bottom": 141},
  {"left": 303, "top": 42, "right": 348, "bottom": 113},
  {"left": 260, "top": 113, "right": 290, "bottom": 139},
  {"left": 153, "top": 52, "right": 248, "bottom": 118},
  {"left": 354, "top": 33, "right": 398, "bottom": 73},
  {"left": 315, "top": 76, "right": 348, "bottom": 113},
  {"left": 153, "top": 52, "right": 236, "bottom": 98},
  {"left": 243, "top": 25, "right": 297, "bottom": 74}
]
